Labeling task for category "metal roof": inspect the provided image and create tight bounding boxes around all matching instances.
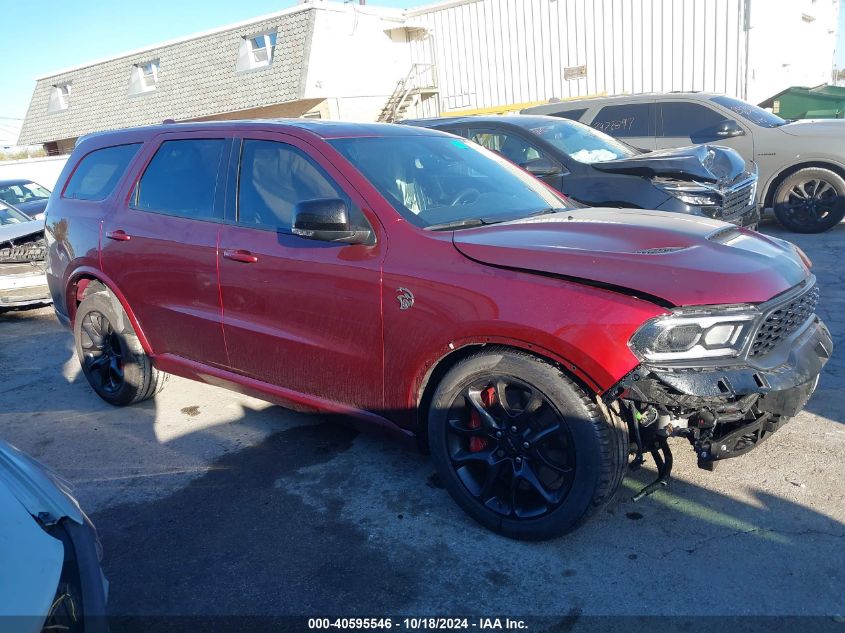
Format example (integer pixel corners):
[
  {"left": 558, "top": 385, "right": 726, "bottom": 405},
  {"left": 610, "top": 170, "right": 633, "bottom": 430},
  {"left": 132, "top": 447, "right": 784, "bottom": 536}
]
[{"left": 18, "top": 8, "right": 315, "bottom": 145}]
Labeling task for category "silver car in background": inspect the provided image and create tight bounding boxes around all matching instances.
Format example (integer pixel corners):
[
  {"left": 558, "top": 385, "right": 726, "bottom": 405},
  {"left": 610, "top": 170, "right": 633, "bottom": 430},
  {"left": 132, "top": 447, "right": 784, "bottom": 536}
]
[
  {"left": 0, "top": 201, "right": 50, "bottom": 311},
  {"left": 0, "top": 439, "right": 108, "bottom": 633},
  {"left": 524, "top": 92, "right": 845, "bottom": 233}
]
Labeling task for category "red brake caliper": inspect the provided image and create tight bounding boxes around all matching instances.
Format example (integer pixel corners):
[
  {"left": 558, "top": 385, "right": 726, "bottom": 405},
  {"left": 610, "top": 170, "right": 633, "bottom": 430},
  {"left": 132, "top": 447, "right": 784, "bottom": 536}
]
[{"left": 468, "top": 386, "right": 496, "bottom": 452}]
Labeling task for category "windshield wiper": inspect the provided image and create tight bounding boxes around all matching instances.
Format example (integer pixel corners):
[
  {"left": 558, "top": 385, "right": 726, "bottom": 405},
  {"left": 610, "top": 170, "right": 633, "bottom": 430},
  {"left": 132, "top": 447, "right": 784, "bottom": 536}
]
[
  {"left": 523, "top": 207, "right": 570, "bottom": 219},
  {"left": 426, "top": 218, "right": 490, "bottom": 231}
]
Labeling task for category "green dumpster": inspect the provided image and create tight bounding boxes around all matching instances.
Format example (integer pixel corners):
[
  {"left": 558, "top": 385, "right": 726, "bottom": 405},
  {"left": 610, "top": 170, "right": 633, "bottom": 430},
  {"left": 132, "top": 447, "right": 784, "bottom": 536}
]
[{"left": 758, "top": 84, "right": 845, "bottom": 119}]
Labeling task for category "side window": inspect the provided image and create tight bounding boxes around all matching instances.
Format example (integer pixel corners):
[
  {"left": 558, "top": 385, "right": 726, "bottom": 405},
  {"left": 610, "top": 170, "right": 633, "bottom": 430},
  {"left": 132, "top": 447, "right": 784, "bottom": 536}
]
[
  {"left": 591, "top": 103, "right": 655, "bottom": 138},
  {"left": 468, "top": 129, "right": 543, "bottom": 166},
  {"left": 660, "top": 102, "right": 731, "bottom": 138},
  {"left": 237, "top": 139, "right": 367, "bottom": 232},
  {"left": 550, "top": 108, "right": 587, "bottom": 122},
  {"left": 64, "top": 144, "right": 141, "bottom": 201},
  {"left": 134, "top": 139, "right": 226, "bottom": 220}
]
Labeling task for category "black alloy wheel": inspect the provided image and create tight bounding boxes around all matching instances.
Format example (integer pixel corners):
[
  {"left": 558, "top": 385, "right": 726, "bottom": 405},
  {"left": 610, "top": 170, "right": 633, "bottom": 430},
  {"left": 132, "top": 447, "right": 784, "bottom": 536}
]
[
  {"left": 445, "top": 377, "right": 576, "bottom": 519},
  {"left": 79, "top": 310, "right": 125, "bottom": 394},
  {"left": 74, "top": 288, "right": 169, "bottom": 406},
  {"left": 773, "top": 168, "right": 845, "bottom": 233},
  {"left": 428, "top": 349, "right": 629, "bottom": 540}
]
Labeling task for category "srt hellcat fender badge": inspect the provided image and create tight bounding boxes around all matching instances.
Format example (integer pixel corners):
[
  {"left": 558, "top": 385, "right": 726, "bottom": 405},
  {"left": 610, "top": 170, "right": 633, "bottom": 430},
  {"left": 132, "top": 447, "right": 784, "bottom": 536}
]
[{"left": 396, "top": 287, "right": 414, "bottom": 310}]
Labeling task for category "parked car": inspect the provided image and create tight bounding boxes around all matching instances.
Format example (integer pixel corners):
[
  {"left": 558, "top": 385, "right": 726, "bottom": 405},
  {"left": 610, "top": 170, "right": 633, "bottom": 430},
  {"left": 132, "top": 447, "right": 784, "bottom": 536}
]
[
  {"left": 0, "top": 179, "right": 52, "bottom": 221},
  {"left": 45, "top": 121, "right": 831, "bottom": 540},
  {"left": 524, "top": 92, "right": 845, "bottom": 233},
  {"left": 0, "top": 201, "right": 50, "bottom": 311},
  {"left": 404, "top": 115, "right": 759, "bottom": 228},
  {"left": 0, "top": 439, "right": 108, "bottom": 633}
]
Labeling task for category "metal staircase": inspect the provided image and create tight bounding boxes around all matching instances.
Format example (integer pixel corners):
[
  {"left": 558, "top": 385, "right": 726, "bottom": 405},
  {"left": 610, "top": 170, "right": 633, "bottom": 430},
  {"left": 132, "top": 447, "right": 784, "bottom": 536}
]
[{"left": 377, "top": 63, "right": 438, "bottom": 123}]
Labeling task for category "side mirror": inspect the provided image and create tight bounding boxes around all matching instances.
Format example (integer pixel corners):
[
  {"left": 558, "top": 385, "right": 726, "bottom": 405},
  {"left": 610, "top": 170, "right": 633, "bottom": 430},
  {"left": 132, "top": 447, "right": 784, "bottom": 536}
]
[
  {"left": 523, "top": 157, "right": 563, "bottom": 177},
  {"left": 715, "top": 119, "right": 745, "bottom": 138},
  {"left": 292, "top": 198, "right": 371, "bottom": 244}
]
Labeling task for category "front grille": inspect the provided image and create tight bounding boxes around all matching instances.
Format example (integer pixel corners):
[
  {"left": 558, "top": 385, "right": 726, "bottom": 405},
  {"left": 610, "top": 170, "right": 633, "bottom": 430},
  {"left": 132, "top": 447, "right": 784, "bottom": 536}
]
[
  {"left": 720, "top": 179, "right": 755, "bottom": 218},
  {"left": 749, "top": 284, "right": 820, "bottom": 358}
]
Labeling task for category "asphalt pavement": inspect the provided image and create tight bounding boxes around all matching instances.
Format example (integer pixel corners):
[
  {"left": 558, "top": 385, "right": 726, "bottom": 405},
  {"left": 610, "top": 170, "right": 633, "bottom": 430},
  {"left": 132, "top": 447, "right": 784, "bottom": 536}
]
[{"left": 1, "top": 222, "right": 843, "bottom": 627}]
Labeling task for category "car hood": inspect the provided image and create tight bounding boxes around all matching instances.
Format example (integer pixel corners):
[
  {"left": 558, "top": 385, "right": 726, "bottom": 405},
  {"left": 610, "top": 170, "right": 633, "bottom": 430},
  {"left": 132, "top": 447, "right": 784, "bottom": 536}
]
[
  {"left": 0, "top": 481, "right": 64, "bottom": 627},
  {"left": 452, "top": 209, "right": 809, "bottom": 307},
  {"left": 779, "top": 118, "right": 845, "bottom": 138},
  {"left": 591, "top": 144, "right": 746, "bottom": 185},
  {"left": 0, "top": 439, "right": 83, "bottom": 525},
  {"left": 14, "top": 199, "right": 48, "bottom": 216},
  {"left": 0, "top": 219, "right": 44, "bottom": 244}
]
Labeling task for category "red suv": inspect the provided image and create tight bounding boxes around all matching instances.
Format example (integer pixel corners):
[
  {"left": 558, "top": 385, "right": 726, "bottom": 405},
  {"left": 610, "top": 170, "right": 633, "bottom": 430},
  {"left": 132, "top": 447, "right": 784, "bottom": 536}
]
[{"left": 45, "top": 121, "right": 832, "bottom": 540}]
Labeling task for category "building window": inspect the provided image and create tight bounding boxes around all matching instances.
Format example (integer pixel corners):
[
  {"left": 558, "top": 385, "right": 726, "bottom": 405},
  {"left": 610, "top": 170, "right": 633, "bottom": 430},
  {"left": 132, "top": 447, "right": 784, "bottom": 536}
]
[
  {"left": 48, "top": 83, "right": 71, "bottom": 113},
  {"left": 236, "top": 31, "right": 277, "bottom": 72},
  {"left": 129, "top": 60, "right": 159, "bottom": 96}
]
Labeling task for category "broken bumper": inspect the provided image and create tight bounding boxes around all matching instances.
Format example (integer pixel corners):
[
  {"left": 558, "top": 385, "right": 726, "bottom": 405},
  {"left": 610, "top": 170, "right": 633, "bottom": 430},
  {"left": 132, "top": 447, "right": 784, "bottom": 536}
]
[
  {"left": 612, "top": 316, "right": 833, "bottom": 464},
  {"left": 0, "top": 267, "right": 50, "bottom": 308}
]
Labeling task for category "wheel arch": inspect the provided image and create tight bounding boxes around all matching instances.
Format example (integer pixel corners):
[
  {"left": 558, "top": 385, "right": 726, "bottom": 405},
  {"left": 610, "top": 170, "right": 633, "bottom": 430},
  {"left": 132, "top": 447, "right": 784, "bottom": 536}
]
[
  {"left": 65, "top": 267, "right": 154, "bottom": 355},
  {"left": 762, "top": 160, "right": 845, "bottom": 210},
  {"left": 413, "top": 339, "right": 603, "bottom": 453}
]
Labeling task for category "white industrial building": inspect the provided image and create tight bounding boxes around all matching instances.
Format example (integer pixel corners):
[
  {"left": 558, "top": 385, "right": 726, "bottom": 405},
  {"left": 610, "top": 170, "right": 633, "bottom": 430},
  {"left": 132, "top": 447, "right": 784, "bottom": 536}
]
[{"left": 19, "top": 0, "right": 840, "bottom": 151}]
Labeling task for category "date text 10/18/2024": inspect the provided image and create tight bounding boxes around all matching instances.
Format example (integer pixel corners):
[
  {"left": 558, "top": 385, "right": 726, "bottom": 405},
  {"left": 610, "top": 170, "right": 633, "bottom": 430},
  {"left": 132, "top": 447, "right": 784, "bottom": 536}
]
[{"left": 308, "top": 618, "right": 529, "bottom": 630}]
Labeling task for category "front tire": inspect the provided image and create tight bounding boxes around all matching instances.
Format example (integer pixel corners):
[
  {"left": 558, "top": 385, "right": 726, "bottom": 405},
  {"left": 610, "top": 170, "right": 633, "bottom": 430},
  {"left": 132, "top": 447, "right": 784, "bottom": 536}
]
[
  {"left": 428, "top": 349, "right": 628, "bottom": 540},
  {"left": 74, "top": 290, "right": 168, "bottom": 406},
  {"left": 772, "top": 167, "right": 845, "bottom": 233}
]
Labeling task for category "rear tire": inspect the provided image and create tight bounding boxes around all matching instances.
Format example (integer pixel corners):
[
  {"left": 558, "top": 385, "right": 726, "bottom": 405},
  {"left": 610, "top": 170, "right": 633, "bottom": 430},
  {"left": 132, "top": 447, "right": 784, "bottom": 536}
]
[
  {"left": 428, "top": 349, "right": 628, "bottom": 540},
  {"left": 772, "top": 167, "right": 845, "bottom": 233},
  {"left": 74, "top": 290, "right": 168, "bottom": 406}
]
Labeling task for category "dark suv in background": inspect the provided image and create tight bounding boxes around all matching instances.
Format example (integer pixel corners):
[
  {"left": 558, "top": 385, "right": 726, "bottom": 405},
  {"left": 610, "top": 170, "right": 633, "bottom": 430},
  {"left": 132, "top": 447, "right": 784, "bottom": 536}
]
[
  {"left": 406, "top": 115, "right": 759, "bottom": 227},
  {"left": 524, "top": 93, "right": 845, "bottom": 233}
]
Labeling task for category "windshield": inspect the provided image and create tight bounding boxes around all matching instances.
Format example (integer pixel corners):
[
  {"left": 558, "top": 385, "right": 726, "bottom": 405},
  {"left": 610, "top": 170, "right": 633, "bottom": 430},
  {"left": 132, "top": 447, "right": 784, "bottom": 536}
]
[
  {"left": 0, "top": 201, "right": 33, "bottom": 225},
  {"left": 711, "top": 96, "right": 787, "bottom": 128},
  {"left": 525, "top": 119, "right": 638, "bottom": 163},
  {"left": 329, "top": 135, "right": 572, "bottom": 229},
  {"left": 0, "top": 181, "right": 51, "bottom": 205}
]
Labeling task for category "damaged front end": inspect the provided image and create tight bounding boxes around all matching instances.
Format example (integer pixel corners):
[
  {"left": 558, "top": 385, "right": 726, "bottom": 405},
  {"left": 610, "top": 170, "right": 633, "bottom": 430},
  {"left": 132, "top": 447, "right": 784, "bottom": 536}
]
[
  {"left": 604, "top": 277, "right": 833, "bottom": 500},
  {"left": 0, "top": 222, "right": 50, "bottom": 309}
]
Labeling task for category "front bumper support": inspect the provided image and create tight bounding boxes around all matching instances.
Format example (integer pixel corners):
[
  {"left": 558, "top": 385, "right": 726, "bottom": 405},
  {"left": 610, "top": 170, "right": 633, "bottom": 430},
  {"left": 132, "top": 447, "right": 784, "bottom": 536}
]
[{"left": 610, "top": 317, "right": 832, "bottom": 497}]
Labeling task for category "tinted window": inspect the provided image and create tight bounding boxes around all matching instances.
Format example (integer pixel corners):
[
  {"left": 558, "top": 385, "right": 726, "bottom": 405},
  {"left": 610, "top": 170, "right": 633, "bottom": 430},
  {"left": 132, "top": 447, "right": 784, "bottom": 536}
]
[
  {"left": 0, "top": 181, "right": 51, "bottom": 205},
  {"left": 468, "top": 130, "right": 544, "bottom": 166},
  {"left": 135, "top": 139, "right": 226, "bottom": 219},
  {"left": 64, "top": 144, "right": 141, "bottom": 201},
  {"left": 591, "top": 103, "right": 655, "bottom": 137},
  {"left": 329, "top": 136, "right": 571, "bottom": 229},
  {"left": 0, "top": 201, "right": 32, "bottom": 225},
  {"left": 524, "top": 120, "right": 637, "bottom": 163},
  {"left": 237, "top": 140, "right": 366, "bottom": 231},
  {"left": 660, "top": 102, "right": 729, "bottom": 137},
  {"left": 711, "top": 96, "right": 787, "bottom": 128},
  {"left": 550, "top": 108, "right": 587, "bottom": 121}
]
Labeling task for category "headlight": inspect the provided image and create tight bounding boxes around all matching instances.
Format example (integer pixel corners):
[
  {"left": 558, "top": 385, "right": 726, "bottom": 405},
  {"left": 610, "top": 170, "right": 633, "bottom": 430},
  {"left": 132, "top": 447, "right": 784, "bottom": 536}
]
[
  {"left": 671, "top": 191, "right": 722, "bottom": 207},
  {"left": 657, "top": 182, "right": 721, "bottom": 208},
  {"left": 629, "top": 306, "right": 759, "bottom": 362}
]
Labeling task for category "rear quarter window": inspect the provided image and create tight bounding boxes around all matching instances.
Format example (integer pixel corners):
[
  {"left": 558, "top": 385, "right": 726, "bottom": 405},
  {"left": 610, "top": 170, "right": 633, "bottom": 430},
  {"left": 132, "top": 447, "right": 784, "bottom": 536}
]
[
  {"left": 591, "top": 103, "right": 655, "bottom": 137},
  {"left": 63, "top": 143, "right": 141, "bottom": 201}
]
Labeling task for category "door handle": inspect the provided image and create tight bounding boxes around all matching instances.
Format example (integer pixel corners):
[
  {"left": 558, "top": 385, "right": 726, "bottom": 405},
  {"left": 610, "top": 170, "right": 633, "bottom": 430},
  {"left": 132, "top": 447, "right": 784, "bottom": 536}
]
[
  {"left": 106, "top": 229, "right": 131, "bottom": 241},
  {"left": 223, "top": 249, "right": 258, "bottom": 264}
]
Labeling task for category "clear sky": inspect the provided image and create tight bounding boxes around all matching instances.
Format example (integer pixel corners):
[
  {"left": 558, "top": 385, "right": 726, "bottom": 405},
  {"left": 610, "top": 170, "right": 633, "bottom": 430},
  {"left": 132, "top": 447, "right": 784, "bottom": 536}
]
[{"left": 0, "top": 0, "right": 421, "bottom": 124}]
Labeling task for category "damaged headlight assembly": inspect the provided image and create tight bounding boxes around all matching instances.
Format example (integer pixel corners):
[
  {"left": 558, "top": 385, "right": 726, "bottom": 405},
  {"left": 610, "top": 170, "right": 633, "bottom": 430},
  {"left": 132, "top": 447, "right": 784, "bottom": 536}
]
[
  {"left": 629, "top": 305, "right": 759, "bottom": 362},
  {"left": 655, "top": 181, "right": 722, "bottom": 208}
]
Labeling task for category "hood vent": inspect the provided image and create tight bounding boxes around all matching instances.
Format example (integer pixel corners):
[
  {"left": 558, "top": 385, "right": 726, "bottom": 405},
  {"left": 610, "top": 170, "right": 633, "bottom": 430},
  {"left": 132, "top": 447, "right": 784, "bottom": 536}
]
[
  {"left": 707, "top": 226, "right": 743, "bottom": 244},
  {"left": 631, "top": 246, "right": 687, "bottom": 255}
]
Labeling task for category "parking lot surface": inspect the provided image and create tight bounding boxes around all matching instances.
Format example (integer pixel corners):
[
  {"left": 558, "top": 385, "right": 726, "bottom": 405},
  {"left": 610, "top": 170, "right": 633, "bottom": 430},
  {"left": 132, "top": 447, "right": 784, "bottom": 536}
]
[{"left": 1, "top": 222, "right": 843, "bottom": 622}]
